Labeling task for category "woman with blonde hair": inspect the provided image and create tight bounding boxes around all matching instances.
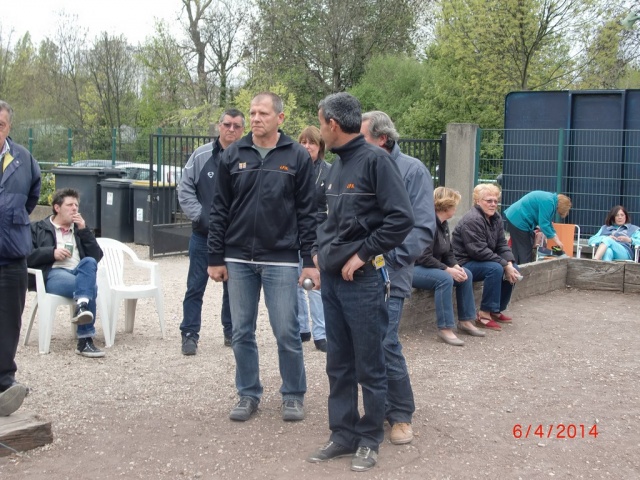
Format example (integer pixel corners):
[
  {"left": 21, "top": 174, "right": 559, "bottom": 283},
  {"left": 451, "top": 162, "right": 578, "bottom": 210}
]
[
  {"left": 412, "top": 187, "right": 484, "bottom": 346},
  {"left": 452, "top": 184, "right": 520, "bottom": 331}
]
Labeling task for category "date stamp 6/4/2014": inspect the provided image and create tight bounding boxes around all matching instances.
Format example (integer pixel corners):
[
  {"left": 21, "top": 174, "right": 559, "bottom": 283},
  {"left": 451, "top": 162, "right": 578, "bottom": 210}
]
[{"left": 513, "top": 424, "right": 599, "bottom": 439}]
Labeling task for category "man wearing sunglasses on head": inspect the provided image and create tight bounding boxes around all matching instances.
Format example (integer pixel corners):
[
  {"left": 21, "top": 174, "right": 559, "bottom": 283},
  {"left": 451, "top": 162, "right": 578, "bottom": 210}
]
[{"left": 178, "top": 109, "right": 245, "bottom": 355}]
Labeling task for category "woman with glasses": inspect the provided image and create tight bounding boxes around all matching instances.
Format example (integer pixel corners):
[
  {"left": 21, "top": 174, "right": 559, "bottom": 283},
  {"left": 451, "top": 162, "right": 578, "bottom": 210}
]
[
  {"left": 451, "top": 184, "right": 520, "bottom": 331},
  {"left": 588, "top": 205, "right": 639, "bottom": 261}
]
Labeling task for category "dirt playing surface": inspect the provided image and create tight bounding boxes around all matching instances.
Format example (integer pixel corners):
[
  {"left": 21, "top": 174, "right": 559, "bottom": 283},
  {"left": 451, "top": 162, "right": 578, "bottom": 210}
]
[{"left": 1, "top": 245, "right": 639, "bottom": 479}]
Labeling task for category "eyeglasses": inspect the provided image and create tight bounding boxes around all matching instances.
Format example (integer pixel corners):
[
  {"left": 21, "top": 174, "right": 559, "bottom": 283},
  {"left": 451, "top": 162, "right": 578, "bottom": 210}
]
[
  {"left": 221, "top": 122, "right": 243, "bottom": 130},
  {"left": 482, "top": 199, "right": 498, "bottom": 204}
]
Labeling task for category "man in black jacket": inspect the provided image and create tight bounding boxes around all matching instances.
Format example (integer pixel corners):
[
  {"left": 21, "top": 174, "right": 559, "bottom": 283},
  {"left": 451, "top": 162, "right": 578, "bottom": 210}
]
[
  {"left": 28, "top": 188, "right": 105, "bottom": 357},
  {"left": 307, "top": 93, "right": 414, "bottom": 472},
  {"left": 207, "top": 92, "right": 319, "bottom": 423},
  {"left": 0, "top": 100, "right": 41, "bottom": 416}
]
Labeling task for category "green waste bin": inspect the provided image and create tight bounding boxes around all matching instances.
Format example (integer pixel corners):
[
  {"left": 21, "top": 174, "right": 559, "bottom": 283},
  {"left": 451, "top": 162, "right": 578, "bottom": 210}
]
[
  {"left": 52, "top": 166, "right": 126, "bottom": 233},
  {"left": 131, "top": 181, "right": 177, "bottom": 245},
  {"left": 100, "top": 179, "right": 134, "bottom": 242}
]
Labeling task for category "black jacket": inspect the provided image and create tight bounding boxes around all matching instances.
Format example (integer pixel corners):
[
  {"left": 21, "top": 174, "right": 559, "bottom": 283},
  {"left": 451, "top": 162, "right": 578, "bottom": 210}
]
[
  {"left": 416, "top": 216, "right": 457, "bottom": 270},
  {"left": 27, "top": 217, "right": 104, "bottom": 287},
  {"left": 316, "top": 135, "right": 414, "bottom": 274},
  {"left": 207, "top": 130, "right": 316, "bottom": 267},
  {"left": 452, "top": 205, "right": 515, "bottom": 267},
  {"left": 313, "top": 158, "right": 331, "bottom": 224}
]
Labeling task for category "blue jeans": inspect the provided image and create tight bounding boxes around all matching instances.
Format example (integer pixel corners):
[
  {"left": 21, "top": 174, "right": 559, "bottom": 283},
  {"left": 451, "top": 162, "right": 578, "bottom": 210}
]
[
  {"left": 412, "top": 265, "right": 476, "bottom": 329},
  {"left": 322, "top": 266, "right": 388, "bottom": 451},
  {"left": 297, "top": 262, "right": 326, "bottom": 340},
  {"left": 384, "top": 296, "right": 414, "bottom": 425},
  {"left": 46, "top": 257, "right": 98, "bottom": 338},
  {"left": 181, "top": 232, "right": 232, "bottom": 340},
  {"left": 463, "top": 261, "right": 518, "bottom": 313},
  {"left": 226, "top": 261, "right": 306, "bottom": 402}
]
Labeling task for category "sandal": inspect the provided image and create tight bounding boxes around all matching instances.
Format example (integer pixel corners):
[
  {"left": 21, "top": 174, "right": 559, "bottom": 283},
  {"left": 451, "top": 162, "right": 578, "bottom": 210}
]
[
  {"left": 475, "top": 313, "right": 502, "bottom": 331},
  {"left": 490, "top": 312, "right": 512, "bottom": 323}
]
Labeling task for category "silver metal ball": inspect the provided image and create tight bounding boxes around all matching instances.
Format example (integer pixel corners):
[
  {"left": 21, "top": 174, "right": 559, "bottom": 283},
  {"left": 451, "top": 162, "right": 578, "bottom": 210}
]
[{"left": 302, "top": 278, "right": 315, "bottom": 290}]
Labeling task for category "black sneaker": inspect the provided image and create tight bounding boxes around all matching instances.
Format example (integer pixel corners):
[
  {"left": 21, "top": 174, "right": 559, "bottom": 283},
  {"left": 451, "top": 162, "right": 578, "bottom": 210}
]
[
  {"left": 182, "top": 334, "right": 198, "bottom": 355},
  {"left": 314, "top": 339, "right": 327, "bottom": 352},
  {"left": 300, "top": 332, "right": 311, "bottom": 342},
  {"left": 282, "top": 398, "right": 305, "bottom": 421},
  {"left": 351, "top": 446, "right": 378, "bottom": 472},
  {"left": 229, "top": 396, "right": 258, "bottom": 421},
  {"left": 72, "top": 302, "right": 93, "bottom": 325},
  {"left": 223, "top": 335, "right": 232, "bottom": 347},
  {"left": 307, "top": 440, "right": 357, "bottom": 463},
  {"left": 0, "top": 383, "right": 28, "bottom": 416},
  {"left": 75, "top": 337, "right": 105, "bottom": 358}
]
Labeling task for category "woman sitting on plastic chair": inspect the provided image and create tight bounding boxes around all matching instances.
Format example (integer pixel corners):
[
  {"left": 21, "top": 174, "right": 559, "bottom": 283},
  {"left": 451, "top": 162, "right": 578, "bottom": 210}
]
[{"left": 588, "top": 206, "right": 639, "bottom": 261}]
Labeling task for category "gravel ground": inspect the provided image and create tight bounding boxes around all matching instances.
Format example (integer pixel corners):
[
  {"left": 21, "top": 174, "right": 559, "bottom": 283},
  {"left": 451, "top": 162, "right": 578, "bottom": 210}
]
[{"left": 1, "top": 244, "right": 639, "bottom": 479}]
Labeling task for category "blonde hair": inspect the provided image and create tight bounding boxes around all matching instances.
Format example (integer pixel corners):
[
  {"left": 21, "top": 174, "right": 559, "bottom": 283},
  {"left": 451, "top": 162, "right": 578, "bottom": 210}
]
[
  {"left": 473, "top": 183, "right": 501, "bottom": 205},
  {"left": 434, "top": 187, "right": 461, "bottom": 212},
  {"left": 557, "top": 194, "right": 572, "bottom": 218}
]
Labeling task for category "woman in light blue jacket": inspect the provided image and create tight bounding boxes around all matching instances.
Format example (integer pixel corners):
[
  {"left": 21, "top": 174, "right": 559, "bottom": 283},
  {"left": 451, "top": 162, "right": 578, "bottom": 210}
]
[{"left": 589, "top": 206, "right": 639, "bottom": 261}]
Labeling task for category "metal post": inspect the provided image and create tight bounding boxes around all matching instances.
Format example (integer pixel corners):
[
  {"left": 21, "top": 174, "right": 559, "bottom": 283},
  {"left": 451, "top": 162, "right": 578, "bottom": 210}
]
[
  {"left": 67, "top": 128, "right": 73, "bottom": 164},
  {"left": 28, "top": 128, "right": 33, "bottom": 154},
  {"left": 439, "top": 133, "right": 447, "bottom": 186},
  {"left": 111, "top": 128, "right": 117, "bottom": 165},
  {"left": 474, "top": 128, "right": 483, "bottom": 185},
  {"left": 555, "top": 128, "right": 565, "bottom": 222}
]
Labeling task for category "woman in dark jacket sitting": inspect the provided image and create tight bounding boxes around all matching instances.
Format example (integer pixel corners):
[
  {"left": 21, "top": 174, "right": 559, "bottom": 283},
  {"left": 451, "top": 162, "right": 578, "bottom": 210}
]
[
  {"left": 451, "top": 184, "right": 520, "bottom": 331},
  {"left": 412, "top": 187, "right": 484, "bottom": 346}
]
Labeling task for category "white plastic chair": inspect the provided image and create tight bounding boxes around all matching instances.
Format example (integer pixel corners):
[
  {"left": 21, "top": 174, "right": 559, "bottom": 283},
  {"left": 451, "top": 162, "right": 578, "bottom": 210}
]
[
  {"left": 24, "top": 268, "right": 112, "bottom": 354},
  {"left": 96, "top": 237, "right": 165, "bottom": 345}
]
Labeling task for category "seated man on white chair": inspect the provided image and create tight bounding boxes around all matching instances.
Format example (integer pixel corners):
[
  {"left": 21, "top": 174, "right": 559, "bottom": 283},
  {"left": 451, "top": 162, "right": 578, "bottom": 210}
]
[{"left": 27, "top": 188, "right": 105, "bottom": 358}]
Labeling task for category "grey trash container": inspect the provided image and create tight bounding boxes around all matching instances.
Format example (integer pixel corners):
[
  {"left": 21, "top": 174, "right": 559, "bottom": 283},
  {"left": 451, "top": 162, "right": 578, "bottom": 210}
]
[
  {"left": 100, "top": 178, "right": 134, "bottom": 242},
  {"left": 52, "top": 166, "right": 126, "bottom": 233},
  {"left": 131, "top": 181, "right": 176, "bottom": 245}
]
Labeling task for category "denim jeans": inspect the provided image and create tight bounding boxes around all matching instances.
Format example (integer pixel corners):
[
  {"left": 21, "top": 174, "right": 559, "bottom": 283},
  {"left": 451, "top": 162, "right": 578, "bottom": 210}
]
[
  {"left": 412, "top": 265, "right": 476, "bottom": 329},
  {"left": 384, "top": 296, "right": 414, "bottom": 425},
  {"left": 463, "top": 260, "right": 518, "bottom": 313},
  {"left": 181, "top": 232, "right": 232, "bottom": 340},
  {"left": 46, "top": 257, "right": 98, "bottom": 338},
  {"left": 322, "top": 266, "right": 388, "bottom": 451},
  {"left": 0, "top": 259, "right": 28, "bottom": 390},
  {"left": 297, "top": 261, "right": 326, "bottom": 340},
  {"left": 226, "top": 261, "right": 306, "bottom": 402}
]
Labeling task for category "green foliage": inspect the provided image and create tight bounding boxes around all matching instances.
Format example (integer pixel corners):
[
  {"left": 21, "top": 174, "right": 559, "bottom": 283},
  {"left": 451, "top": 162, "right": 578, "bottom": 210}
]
[
  {"left": 38, "top": 172, "right": 56, "bottom": 205},
  {"left": 349, "top": 55, "right": 427, "bottom": 135}
]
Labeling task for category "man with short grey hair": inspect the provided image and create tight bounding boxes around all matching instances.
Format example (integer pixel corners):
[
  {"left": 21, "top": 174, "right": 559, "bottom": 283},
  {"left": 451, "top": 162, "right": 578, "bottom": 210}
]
[
  {"left": 307, "top": 94, "right": 414, "bottom": 472},
  {"left": 361, "top": 110, "right": 436, "bottom": 445},
  {"left": 178, "top": 108, "right": 245, "bottom": 355}
]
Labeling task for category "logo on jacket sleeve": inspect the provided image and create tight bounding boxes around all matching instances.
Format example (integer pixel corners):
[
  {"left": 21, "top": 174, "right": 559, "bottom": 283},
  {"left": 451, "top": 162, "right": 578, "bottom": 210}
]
[
  {"left": 280, "top": 165, "right": 289, "bottom": 171},
  {"left": 346, "top": 183, "right": 355, "bottom": 189},
  {"left": 207, "top": 171, "right": 214, "bottom": 178},
  {"left": 239, "top": 162, "right": 247, "bottom": 169}
]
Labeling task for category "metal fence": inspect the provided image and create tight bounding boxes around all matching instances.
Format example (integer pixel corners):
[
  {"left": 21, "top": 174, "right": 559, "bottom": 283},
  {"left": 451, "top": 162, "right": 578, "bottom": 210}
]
[
  {"left": 398, "top": 136, "right": 444, "bottom": 183},
  {"left": 477, "top": 128, "right": 640, "bottom": 237}
]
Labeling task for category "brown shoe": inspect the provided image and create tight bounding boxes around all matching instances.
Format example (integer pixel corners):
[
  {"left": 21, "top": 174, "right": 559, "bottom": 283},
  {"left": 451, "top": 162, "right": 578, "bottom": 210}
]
[{"left": 390, "top": 422, "right": 414, "bottom": 445}]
